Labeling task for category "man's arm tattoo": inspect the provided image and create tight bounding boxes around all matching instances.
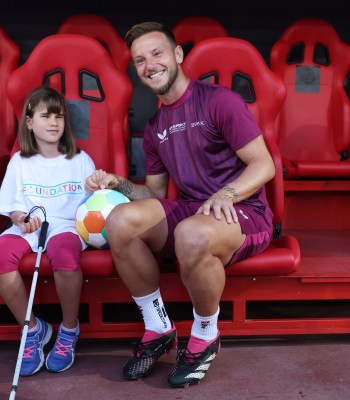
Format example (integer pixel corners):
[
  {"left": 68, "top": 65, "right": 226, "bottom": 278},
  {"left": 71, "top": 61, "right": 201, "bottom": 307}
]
[
  {"left": 118, "top": 180, "right": 134, "bottom": 196},
  {"left": 223, "top": 184, "right": 238, "bottom": 198}
]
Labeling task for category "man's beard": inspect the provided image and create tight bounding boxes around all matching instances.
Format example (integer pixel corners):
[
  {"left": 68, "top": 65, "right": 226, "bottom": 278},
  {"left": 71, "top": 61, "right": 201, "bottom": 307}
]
[{"left": 148, "top": 65, "right": 179, "bottom": 96}]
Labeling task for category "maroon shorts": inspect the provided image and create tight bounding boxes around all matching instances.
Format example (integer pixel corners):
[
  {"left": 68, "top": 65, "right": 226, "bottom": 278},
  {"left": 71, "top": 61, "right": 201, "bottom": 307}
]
[
  {"left": 0, "top": 232, "right": 82, "bottom": 274},
  {"left": 157, "top": 199, "right": 272, "bottom": 265}
]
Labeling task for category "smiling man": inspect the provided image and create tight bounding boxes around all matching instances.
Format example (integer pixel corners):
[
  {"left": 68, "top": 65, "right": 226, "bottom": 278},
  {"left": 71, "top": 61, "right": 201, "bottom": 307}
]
[{"left": 85, "top": 21, "right": 276, "bottom": 388}]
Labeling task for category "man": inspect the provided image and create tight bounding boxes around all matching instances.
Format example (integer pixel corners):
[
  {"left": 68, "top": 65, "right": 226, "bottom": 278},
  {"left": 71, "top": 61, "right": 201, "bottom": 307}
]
[{"left": 85, "top": 21, "right": 275, "bottom": 388}]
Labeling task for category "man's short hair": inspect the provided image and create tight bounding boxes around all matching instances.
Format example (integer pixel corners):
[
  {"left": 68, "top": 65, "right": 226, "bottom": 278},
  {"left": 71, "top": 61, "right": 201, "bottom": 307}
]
[{"left": 125, "top": 21, "right": 177, "bottom": 49}]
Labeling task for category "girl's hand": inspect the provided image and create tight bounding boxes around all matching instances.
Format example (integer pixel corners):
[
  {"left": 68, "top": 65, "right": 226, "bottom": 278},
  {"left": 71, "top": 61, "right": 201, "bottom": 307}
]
[
  {"left": 17, "top": 214, "right": 42, "bottom": 234},
  {"left": 85, "top": 169, "right": 119, "bottom": 192}
]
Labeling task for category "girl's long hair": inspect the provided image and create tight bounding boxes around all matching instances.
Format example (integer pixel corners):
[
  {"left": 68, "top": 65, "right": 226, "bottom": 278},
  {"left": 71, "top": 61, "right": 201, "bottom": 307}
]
[{"left": 18, "top": 86, "right": 80, "bottom": 159}]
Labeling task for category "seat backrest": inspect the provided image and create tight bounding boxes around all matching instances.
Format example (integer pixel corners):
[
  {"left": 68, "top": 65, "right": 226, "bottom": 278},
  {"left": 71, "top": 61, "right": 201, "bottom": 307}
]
[
  {"left": 181, "top": 37, "right": 287, "bottom": 226},
  {"left": 57, "top": 14, "right": 130, "bottom": 73},
  {"left": 0, "top": 26, "right": 20, "bottom": 181},
  {"left": 7, "top": 34, "right": 133, "bottom": 177},
  {"left": 172, "top": 16, "right": 229, "bottom": 57},
  {"left": 270, "top": 18, "right": 350, "bottom": 164}
]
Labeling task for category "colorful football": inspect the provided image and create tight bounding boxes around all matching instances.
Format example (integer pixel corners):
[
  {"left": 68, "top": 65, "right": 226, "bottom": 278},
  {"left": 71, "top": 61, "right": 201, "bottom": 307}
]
[{"left": 75, "top": 189, "right": 130, "bottom": 249}]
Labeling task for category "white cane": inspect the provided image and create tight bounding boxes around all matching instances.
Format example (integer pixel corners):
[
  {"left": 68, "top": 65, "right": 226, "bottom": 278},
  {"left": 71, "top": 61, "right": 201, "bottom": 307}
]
[{"left": 9, "top": 218, "right": 49, "bottom": 400}]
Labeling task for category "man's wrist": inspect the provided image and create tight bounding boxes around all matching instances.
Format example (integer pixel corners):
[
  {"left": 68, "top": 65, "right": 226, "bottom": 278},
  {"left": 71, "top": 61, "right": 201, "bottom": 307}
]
[{"left": 223, "top": 184, "right": 238, "bottom": 199}]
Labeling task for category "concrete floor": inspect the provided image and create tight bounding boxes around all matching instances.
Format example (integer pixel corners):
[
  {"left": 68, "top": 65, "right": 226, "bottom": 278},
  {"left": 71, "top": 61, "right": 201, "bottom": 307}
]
[{"left": 1, "top": 335, "right": 350, "bottom": 400}]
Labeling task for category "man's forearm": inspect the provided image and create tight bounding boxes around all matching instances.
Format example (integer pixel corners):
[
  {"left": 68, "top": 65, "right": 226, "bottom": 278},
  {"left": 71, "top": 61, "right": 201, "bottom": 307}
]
[{"left": 115, "top": 177, "right": 158, "bottom": 200}]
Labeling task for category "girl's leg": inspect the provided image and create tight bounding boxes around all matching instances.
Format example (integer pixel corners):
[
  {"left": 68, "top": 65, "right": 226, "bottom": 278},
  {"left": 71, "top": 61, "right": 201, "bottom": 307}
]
[
  {"left": 54, "top": 269, "right": 83, "bottom": 328},
  {"left": 0, "top": 235, "right": 36, "bottom": 328},
  {"left": 0, "top": 235, "right": 52, "bottom": 376},
  {"left": 0, "top": 271, "right": 36, "bottom": 328},
  {"left": 45, "top": 232, "right": 83, "bottom": 373},
  {"left": 46, "top": 232, "right": 83, "bottom": 328}
]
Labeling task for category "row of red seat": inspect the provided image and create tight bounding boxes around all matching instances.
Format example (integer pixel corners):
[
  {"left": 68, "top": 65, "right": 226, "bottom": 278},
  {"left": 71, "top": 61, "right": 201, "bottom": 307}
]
[
  {"left": 0, "top": 16, "right": 299, "bottom": 284},
  {"left": 58, "top": 15, "right": 350, "bottom": 181},
  {"left": 176, "top": 17, "right": 350, "bottom": 180},
  {"left": 4, "top": 14, "right": 350, "bottom": 340},
  {"left": 2, "top": 15, "right": 350, "bottom": 184},
  {"left": 1, "top": 14, "right": 350, "bottom": 281}
]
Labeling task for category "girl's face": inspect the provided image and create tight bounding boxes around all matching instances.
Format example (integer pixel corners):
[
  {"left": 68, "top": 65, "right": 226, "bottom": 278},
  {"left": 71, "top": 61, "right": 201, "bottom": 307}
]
[{"left": 26, "top": 102, "right": 65, "bottom": 151}]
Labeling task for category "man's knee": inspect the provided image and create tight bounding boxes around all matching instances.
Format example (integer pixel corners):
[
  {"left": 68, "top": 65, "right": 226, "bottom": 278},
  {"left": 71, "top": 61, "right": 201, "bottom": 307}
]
[
  {"left": 106, "top": 203, "right": 134, "bottom": 236},
  {"left": 175, "top": 219, "right": 212, "bottom": 263}
]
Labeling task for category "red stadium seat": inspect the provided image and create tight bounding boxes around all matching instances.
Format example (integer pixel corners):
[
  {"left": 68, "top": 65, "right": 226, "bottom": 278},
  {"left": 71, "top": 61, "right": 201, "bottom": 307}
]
[
  {"left": 57, "top": 14, "right": 130, "bottom": 73},
  {"left": 182, "top": 37, "right": 300, "bottom": 275},
  {"left": 0, "top": 26, "right": 20, "bottom": 183},
  {"left": 6, "top": 33, "right": 133, "bottom": 276},
  {"left": 57, "top": 14, "right": 132, "bottom": 151},
  {"left": 270, "top": 18, "right": 350, "bottom": 179},
  {"left": 172, "top": 16, "right": 229, "bottom": 57}
]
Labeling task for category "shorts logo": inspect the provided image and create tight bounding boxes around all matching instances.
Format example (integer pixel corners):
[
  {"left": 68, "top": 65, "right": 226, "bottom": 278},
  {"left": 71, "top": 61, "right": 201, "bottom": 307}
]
[{"left": 239, "top": 209, "right": 249, "bottom": 220}]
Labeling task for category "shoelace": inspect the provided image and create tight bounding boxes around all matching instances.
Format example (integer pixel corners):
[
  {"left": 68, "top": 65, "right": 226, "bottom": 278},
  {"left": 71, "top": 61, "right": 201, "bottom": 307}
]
[
  {"left": 133, "top": 338, "right": 158, "bottom": 357},
  {"left": 23, "top": 340, "right": 36, "bottom": 359},
  {"left": 53, "top": 337, "right": 76, "bottom": 357},
  {"left": 133, "top": 329, "right": 176, "bottom": 357},
  {"left": 177, "top": 345, "right": 200, "bottom": 365}
]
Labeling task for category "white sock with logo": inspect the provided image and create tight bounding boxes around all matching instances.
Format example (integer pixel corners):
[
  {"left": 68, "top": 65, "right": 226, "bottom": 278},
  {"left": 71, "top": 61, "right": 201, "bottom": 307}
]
[
  {"left": 191, "top": 307, "right": 220, "bottom": 341},
  {"left": 132, "top": 288, "right": 171, "bottom": 334}
]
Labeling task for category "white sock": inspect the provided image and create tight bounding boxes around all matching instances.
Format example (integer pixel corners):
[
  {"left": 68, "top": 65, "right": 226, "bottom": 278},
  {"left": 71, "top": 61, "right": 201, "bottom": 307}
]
[
  {"left": 133, "top": 288, "right": 171, "bottom": 334},
  {"left": 61, "top": 322, "right": 79, "bottom": 334},
  {"left": 28, "top": 321, "right": 39, "bottom": 334},
  {"left": 191, "top": 307, "right": 220, "bottom": 341}
]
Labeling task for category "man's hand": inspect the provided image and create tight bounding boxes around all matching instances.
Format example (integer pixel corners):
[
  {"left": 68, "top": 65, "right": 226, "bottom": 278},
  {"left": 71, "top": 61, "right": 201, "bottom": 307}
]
[{"left": 196, "top": 191, "right": 238, "bottom": 224}]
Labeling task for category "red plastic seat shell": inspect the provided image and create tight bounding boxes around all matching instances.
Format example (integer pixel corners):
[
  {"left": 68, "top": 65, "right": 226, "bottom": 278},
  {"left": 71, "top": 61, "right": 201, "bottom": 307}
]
[
  {"left": 172, "top": 16, "right": 229, "bottom": 46},
  {"left": 6, "top": 34, "right": 133, "bottom": 276},
  {"left": 270, "top": 18, "right": 350, "bottom": 179},
  {"left": 57, "top": 14, "right": 130, "bottom": 72},
  {"left": 182, "top": 37, "right": 300, "bottom": 276}
]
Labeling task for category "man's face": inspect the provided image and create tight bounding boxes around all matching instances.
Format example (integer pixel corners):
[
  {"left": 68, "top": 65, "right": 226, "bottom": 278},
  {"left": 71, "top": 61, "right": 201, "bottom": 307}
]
[{"left": 131, "top": 31, "right": 182, "bottom": 96}]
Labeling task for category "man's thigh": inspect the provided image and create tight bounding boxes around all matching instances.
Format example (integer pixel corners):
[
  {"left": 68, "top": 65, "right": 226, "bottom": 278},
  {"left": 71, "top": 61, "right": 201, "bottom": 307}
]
[{"left": 156, "top": 198, "right": 202, "bottom": 258}]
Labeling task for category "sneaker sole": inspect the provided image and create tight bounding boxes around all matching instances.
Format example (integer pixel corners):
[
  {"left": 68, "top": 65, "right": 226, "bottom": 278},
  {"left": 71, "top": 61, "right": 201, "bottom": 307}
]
[{"left": 45, "top": 349, "right": 75, "bottom": 373}]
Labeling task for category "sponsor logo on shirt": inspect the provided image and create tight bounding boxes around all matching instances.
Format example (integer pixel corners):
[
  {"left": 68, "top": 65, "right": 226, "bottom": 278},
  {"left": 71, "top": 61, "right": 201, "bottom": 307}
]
[
  {"left": 157, "top": 120, "right": 204, "bottom": 143},
  {"left": 191, "top": 121, "right": 205, "bottom": 128},
  {"left": 169, "top": 122, "right": 186, "bottom": 133},
  {"left": 157, "top": 129, "right": 168, "bottom": 143}
]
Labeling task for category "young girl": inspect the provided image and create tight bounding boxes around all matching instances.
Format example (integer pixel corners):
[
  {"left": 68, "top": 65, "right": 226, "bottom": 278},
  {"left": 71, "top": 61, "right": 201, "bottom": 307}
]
[{"left": 0, "top": 86, "right": 95, "bottom": 376}]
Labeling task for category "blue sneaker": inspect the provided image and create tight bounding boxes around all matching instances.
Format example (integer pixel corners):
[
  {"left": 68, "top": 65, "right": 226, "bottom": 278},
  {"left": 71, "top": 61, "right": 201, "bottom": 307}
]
[
  {"left": 45, "top": 323, "right": 79, "bottom": 372},
  {"left": 20, "top": 318, "right": 52, "bottom": 376}
]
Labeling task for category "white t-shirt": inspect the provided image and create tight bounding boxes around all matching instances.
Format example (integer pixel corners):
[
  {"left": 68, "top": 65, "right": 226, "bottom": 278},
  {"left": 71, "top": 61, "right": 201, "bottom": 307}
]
[{"left": 0, "top": 150, "right": 95, "bottom": 251}]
